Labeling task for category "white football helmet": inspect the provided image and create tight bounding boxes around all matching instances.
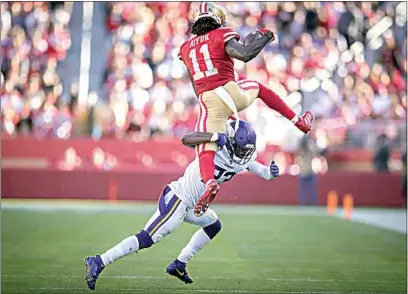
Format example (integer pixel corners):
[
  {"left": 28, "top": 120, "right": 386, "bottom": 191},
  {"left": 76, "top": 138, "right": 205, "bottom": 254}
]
[{"left": 193, "top": 2, "right": 227, "bottom": 27}]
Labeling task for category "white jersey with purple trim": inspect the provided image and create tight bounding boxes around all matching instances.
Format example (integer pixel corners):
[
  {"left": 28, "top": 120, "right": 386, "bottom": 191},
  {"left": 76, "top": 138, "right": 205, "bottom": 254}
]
[{"left": 168, "top": 146, "right": 256, "bottom": 209}]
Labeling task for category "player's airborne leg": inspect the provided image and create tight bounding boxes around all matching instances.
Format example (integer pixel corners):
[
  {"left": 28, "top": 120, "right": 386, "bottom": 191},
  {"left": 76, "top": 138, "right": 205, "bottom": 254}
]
[
  {"left": 235, "top": 79, "right": 315, "bottom": 133},
  {"left": 177, "top": 2, "right": 314, "bottom": 216}
]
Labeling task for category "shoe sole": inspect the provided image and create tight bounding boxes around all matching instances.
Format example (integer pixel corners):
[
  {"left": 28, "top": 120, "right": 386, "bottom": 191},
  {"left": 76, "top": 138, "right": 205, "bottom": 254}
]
[{"left": 166, "top": 269, "right": 193, "bottom": 284}]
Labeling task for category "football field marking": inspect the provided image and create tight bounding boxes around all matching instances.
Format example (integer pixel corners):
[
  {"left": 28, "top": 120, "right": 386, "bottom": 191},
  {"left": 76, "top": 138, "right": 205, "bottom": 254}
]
[
  {"left": 11, "top": 287, "right": 372, "bottom": 294},
  {"left": 334, "top": 208, "right": 407, "bottom": 234},
  {"left": 2, "top": 199, "right": 406, "bottom": 234},
  {"left": 1, "top": 274, "right": 393, "bottom": 284},
  {"left": 2, "top": 199, "right": 329, "bottom": 216}
]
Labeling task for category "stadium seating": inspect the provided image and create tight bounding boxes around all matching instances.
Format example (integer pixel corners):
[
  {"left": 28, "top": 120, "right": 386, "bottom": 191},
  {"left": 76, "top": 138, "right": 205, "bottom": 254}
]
[
  {"left": 1, "top": 2, "right": 73, "bottom": 138},
  {"left": 1, "top": 2, "right": 406, "bottom": 151}
]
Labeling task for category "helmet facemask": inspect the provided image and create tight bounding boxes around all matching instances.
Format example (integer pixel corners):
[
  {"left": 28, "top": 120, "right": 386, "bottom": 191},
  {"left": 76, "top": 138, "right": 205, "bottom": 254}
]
[
  {"left": 226, "top": 120, "right": 256, "bottom": 165},
  {"left": 227, "top": 139, "right": 256, "bottom": 165}
]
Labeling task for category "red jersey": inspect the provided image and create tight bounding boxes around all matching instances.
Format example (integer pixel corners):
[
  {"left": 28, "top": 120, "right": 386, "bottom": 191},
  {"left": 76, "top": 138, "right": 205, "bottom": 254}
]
[{"left": 178, "top": 27, "right": 240, "bottom": 95}]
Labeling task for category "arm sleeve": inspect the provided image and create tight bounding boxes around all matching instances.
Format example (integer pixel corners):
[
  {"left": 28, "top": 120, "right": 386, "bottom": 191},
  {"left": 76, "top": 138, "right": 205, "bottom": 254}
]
[
  {"left": 247, "top": 161, "right": 272, "bottom": 180},
  {"left": 222, "top": 28, "right": 240, "bottom": 43}
]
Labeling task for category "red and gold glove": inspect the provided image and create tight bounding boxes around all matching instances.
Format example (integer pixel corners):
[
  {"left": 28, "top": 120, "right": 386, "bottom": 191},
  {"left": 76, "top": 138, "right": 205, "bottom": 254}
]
[{"left": 256, "top": 28, "right": 275, "bottom": 43}]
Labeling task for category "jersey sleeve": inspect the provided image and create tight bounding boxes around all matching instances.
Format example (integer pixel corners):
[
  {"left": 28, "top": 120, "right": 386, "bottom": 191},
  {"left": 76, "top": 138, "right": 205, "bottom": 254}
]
[
  {"left": 221, "top": 27, "right": 240, "bottom": 43},
  {"left": 177, "top": 47, "right": 182, "bottom": 61},
  {"left": 177, "top": 42, "right": 187, "bottom": 61},
  {"left": 246, "top": 152, "right": 257, "bottom": 171},
  {"left": 247, "top": 161, "right": 272, "bottom": 180}
]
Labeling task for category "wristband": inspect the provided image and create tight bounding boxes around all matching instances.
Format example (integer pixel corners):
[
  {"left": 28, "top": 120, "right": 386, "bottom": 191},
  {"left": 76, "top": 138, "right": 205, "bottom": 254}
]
[{"left": 265, "top": 31, "right": 274, "bottom": 41}]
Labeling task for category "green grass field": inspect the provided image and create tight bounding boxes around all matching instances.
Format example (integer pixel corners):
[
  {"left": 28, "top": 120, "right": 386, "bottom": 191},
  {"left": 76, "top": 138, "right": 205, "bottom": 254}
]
[{"left": 1, "top": 201, "right": 406, "bottom": 294}]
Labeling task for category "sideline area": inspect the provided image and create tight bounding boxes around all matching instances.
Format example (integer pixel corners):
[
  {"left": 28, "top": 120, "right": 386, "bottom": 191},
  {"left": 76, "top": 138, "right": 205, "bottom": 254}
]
[{"left": 2, "top": 199, "right": 406, "bottom": 234}]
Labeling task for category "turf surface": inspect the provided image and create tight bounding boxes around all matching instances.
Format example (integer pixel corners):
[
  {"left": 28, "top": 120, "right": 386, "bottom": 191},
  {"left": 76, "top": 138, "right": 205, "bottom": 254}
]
[{"left": 1, "top": 202, "right": 406, "bottom": 293}]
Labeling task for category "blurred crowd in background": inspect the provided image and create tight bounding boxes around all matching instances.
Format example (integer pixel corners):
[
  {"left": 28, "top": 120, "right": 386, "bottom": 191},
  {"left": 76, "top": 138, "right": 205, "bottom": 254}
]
[
  {"left": 1, "top": 2, "right": 73, "bottom": 138},
  {"left": 1, "top": 2, "right": 407, "bottom": 153}
]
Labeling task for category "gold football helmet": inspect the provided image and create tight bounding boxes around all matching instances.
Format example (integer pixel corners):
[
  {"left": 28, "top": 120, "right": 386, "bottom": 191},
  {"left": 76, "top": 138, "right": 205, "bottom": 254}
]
[{"left": 194, "top": 2, "right": 227, "bottom": 27}]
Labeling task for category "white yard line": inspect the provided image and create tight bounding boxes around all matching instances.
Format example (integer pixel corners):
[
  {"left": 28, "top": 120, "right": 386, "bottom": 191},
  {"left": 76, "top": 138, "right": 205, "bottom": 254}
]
[
  {"left": 2, "top": 199, "right": 406, "bottom": 234},
  {"left": 1, "top": 274, "right": 392, "bottom": 284},
  {"left": 0, "top": 199, "right": 331, "bottom": 216},
  {"left": 27, "top": 288, "right": 368, "bottom": 294},
  {"left": 335, "top": 209, "right": 407, "bottom": 234},
  {"left": 6, "top": 286, "right": 373, "bottom": 294}
]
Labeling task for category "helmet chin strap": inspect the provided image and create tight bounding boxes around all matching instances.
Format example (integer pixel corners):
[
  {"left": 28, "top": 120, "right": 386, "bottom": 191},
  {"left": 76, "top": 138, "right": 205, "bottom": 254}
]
[{"left": 214, "top": 86, "right": 240, "bottom": 134}]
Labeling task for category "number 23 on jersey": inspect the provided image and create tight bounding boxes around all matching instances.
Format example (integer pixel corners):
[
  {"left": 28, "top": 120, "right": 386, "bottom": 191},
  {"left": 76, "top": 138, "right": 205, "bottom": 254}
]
[{"left": 188, "top": 44, "right": 218, "bottom": 81}]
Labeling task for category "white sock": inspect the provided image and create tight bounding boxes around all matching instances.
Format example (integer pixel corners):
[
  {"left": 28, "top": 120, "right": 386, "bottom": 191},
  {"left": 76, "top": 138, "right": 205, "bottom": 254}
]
[
  {"left": 177, "top": 229, "right": 211, "bottom": 264},
  {"left": 100, "top": 235, "right": 139, "bottom": 266}
]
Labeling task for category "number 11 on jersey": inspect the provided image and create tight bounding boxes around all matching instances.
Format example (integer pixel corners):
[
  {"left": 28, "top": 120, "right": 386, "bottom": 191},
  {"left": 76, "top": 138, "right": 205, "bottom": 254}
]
[{"left": 189, "top": 44, "right": 219, "bottom": 81}]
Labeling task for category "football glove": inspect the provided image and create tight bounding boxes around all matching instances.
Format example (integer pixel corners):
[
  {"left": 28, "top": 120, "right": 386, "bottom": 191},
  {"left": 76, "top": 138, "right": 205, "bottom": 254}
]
[
  {"left": 270, "top": 161, "right": 280, "bottom": 179},
  {"left": 256, "top": 28, "right": 275, "bottom": 43}
]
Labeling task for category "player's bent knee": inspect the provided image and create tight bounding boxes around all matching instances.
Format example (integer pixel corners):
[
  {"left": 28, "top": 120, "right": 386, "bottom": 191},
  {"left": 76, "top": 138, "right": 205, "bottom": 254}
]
[
  {"left": 203, "top": 219, "right": 222, "bottom": 240},
  {"left": 135, "top": 230, "right": 154, "bottom": 249}
]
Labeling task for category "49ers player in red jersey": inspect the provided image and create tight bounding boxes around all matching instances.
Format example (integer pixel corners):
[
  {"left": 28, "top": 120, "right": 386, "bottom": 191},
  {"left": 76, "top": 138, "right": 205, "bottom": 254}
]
[{"left": 178, "top": 2, "right": 315, "bottom": 217}]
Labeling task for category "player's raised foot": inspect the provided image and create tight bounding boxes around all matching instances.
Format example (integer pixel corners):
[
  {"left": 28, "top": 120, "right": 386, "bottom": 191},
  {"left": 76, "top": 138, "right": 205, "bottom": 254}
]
[
  {"left": 294, "top": 111, "right": 315, "bottom": 134},
  {"left": 166, "top": 259, "right": 193, "bottom": 284},
  {"left": 194, "top": 179, "right": 219, "bottom": 217},
  {"left": 85, "top": 255, "right": 105, "bottom": 290}
]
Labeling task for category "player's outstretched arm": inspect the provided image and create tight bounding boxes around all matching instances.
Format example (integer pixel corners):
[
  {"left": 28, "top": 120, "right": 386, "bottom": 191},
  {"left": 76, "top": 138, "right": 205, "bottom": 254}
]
[
  {"left": 225, "top": 30, "right": 274, "bottom": 63},
  {"left": 181, "top": 132, "right": 227, "bottom": 148},
  {"left": 247, "top": 160, "right": 279, "bottom": 180}
]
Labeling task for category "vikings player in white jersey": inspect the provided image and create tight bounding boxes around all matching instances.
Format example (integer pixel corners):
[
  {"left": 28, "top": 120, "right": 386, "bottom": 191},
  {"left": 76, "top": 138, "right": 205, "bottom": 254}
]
[{"left": 85, "top": 120, "right": 279, "bottom": 290}]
